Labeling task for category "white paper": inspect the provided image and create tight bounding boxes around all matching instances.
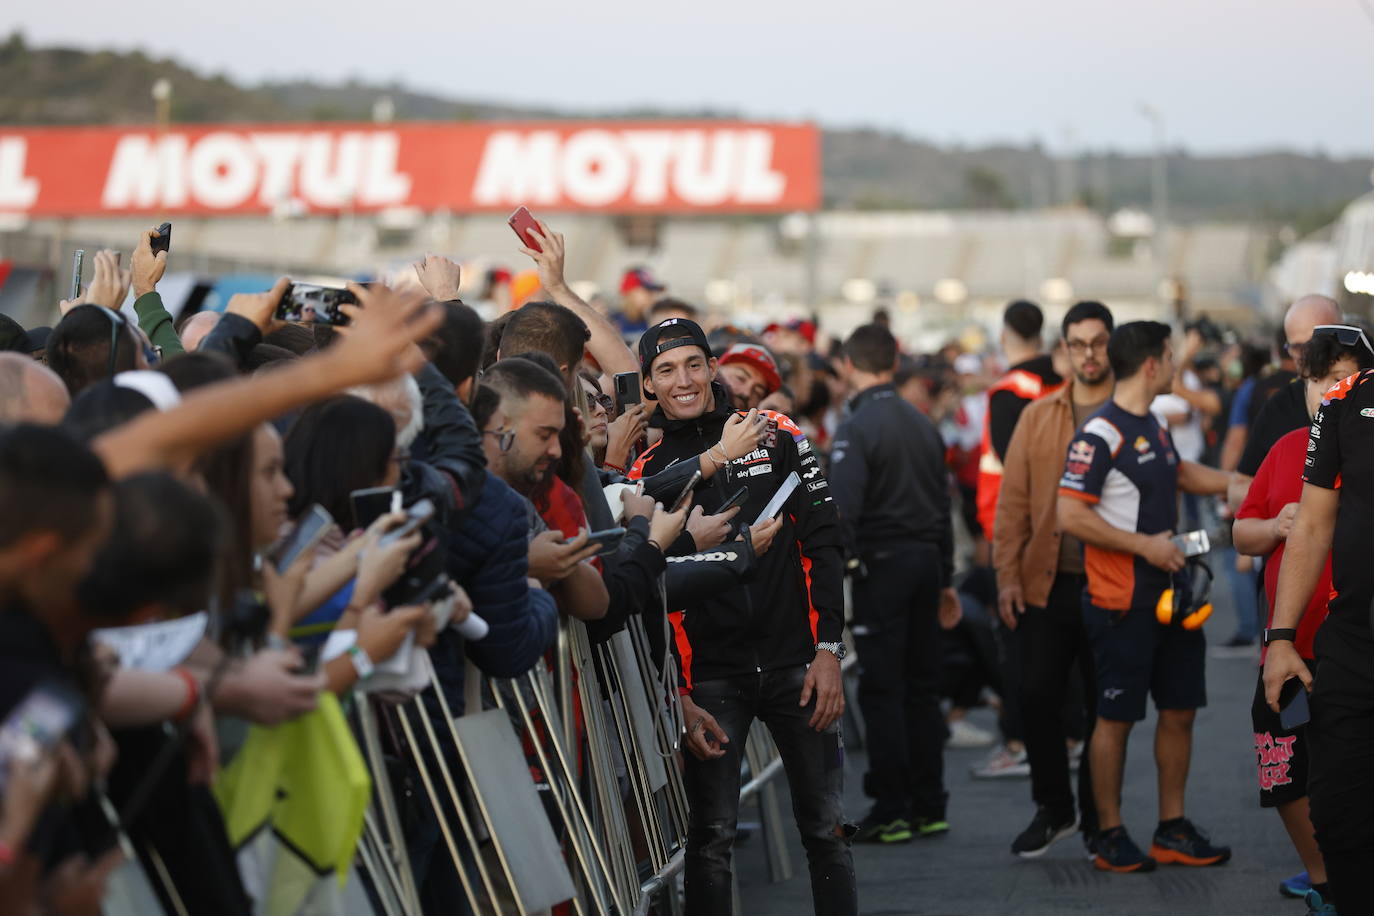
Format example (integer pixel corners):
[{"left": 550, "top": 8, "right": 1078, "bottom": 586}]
[{"left": 92, "top": 613, "right": 208, "bottom": 672}]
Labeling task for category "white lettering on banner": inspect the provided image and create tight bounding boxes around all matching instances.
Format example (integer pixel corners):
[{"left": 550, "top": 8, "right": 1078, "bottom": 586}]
[
  {"left": 0, "top": 139, "right": 39, "bottom": 209},
  {"left": 101, "top": 132, "right": 412, "bottom": 210},
  {"left": 472, "top": 128, "right": 787, "bottom": 207}
]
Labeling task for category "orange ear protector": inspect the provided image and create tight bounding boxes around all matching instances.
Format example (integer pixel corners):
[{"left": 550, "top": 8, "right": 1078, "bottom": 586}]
[{"left": 1156, "top": 560, "right": 1213, "bottom": 630}]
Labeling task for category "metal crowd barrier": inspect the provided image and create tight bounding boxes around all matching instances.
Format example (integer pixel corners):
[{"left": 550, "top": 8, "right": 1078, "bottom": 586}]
[{"left": 347, "top": 603, "right": 799, "bottom": 915}]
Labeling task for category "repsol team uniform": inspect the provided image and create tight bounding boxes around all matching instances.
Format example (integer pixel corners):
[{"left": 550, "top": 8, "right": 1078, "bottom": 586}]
[{"left": 1058, "top": 402, "right": 1206, "bottom": 722}]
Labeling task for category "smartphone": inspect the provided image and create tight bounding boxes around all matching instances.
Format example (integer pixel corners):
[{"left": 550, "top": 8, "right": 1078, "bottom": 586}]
[
  {"left": 717, "top": 485, "right": 749, "bottom": 515},
  {"left": 378, "top": 498, "right": 435, "bottom": 548},
  {"left": 508, "top": 206, "right": 543, "bottom": 253},
  {"left": 1279, "top": 678, "right": 1311, "bottom": 731},
  {"left": 754, "top": 471, "right": 801, "bottom": 526},
  {"left": 614, "top": 371, "right": 641, "bottom": 413},
  {"left": 274, "top": 283, "right": 358, "bottom": 326},
  {"left": 272, "top": 504, "right": 335, "bottom": 573},
  {"left": 670, "top": 469, "right": 703, "bottom": 514},
  {"left": 351, "top": 486, "right": 397, "bottom": 530},
  {"left": 1171, "top": 530, "right": 1211, "bottom": 558},
  {"left": 0, "top": 680, "right": 85, "bottom": 794},
  {"left": 584, "top": 526, "right": 627, "bottom": 557},
  {"left": 70, "top": 250, "right": 85, "bottom": 300},
  {"left": 150, "top": 222, "right": 172, "bottom": 255}
]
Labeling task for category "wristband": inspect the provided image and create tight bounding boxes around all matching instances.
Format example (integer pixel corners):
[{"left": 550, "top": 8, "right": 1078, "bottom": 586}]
[
  {"left": 646, "top": 538, "right": 663, "bottom": 552},
  {"left": 1262, "top": 627, "right": 1298, "bottom": 647},
  {"left": 706, "top": 445, "right": 728, "bottom": 469},
  {"left": 603, "top": 461, "right": 625, "bottom": 474},
  {"left": 171, "top": 666, "right": 200, "bottom": 722},
  {"left": 348, "top": 645, "right": 374, "bottom": 681}
]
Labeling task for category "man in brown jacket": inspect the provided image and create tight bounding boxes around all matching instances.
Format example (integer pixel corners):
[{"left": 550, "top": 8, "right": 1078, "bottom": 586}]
[{"left": 994, "top": 301, "right": 1115, "bottom": 858}]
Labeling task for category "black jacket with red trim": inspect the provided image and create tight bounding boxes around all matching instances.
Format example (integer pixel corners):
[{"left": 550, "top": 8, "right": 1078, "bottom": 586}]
[{"left": 627, "top": 382, "right": 844, "bottom": 690}]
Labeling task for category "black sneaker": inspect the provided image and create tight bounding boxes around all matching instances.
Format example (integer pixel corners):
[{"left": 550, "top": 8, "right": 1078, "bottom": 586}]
[
  {"left": 1011, "top": 806, "right": 1078, "bottom": 858},
  {"left": 852, "top": 812, "right": 912, "bottom": 844},
  {"left": 1092, "top": 826, "right": 1157, "bottom": 873},
  {"left": 1150, "top": 818, "right": 1231, "bottom": 867}
]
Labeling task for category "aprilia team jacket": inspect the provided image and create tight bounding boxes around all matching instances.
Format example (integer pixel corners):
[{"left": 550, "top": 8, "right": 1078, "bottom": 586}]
[{"left": 628, "top": 383, "right": 844, "bottom": 690}]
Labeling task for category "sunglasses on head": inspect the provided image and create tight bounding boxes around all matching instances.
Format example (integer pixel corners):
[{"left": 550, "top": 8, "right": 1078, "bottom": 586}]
[
  {"left": 90, "top": 305, "right": 127, "bottom": 377},
  {"left": 1311, "top": 324, "right": 1374, "bottom": 360}
]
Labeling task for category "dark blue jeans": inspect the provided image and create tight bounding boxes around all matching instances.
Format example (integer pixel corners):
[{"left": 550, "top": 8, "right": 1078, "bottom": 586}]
[{"left": 683, "top": 665, "right": 857, "bottom": 916}]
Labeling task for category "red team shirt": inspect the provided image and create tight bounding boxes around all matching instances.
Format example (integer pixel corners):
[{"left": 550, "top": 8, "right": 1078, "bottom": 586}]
[{"left": 1236, "top": 426, "right": 1332, "bottom": 661}]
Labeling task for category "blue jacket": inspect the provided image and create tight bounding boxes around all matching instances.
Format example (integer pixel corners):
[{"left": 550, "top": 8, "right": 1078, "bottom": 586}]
[{"left": 430, "top": 471, "right": 557, "bottom": 712}]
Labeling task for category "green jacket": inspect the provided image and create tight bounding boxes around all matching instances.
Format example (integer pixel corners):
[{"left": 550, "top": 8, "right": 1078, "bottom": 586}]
[{"left": 133, "top": 291, "right": 185, "bottom": 358}]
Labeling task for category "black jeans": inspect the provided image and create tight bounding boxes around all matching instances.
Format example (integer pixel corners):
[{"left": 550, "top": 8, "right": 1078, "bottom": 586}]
[
  {"left": 684, "top": 665, "right": 857, "bottom": 916},
  {"left": 852, "top": 543, "right": 948, "bottom": 821},
  {"left": 1018, "top": 572, "right": 1097, "bottom": 832},
  {"left": 1308, "top": 623, "right": 1374, "bottom": 910}
]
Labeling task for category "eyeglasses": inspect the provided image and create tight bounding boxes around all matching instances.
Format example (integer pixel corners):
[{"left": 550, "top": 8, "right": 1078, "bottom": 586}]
[
  {"left": 484, "top": 428, "right": 515, "bottom": 452},
  {"left": 587, "top": 392, "right": 613, "bottom": 413},
  {"left": 91, "top": 305, "right": 127, "bottom": 377},
  {"left": 1311, "top": 324, "right": 1374, "bottom": 359},
  {"left": 1065, "top": 337, "right": 1109, "bottom": 355}
]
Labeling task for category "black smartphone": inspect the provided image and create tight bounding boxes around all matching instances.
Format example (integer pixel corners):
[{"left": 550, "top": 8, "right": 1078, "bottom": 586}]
[
  {"left": 614, "top": 371, "right": 641, "bottom": 413},
  {"left": 1279, "top": 678, "right": 1311, "bottom": 731},
  {"left": 584, "top": 526, "right": 627, "bottom": 557},
  {"left": 150, "top": 222, "right": 172, "bottom": 255},
  {"left": 70, "top": 250, "right": 84, "bottom": 300},
  {"left": 351, "top": 486, "right": 397, "bottom": 530},
  {"left": 379, "top": 498, "right": 435, "bottom": 548},
  {"left": 272, "top": 504, "right": 335, "bottom": 573},
  {"left": 717, "top": 485, "right": 749, "bottom": 515},
  {"left": 670, "top": 469, "right": 703, "bottom": 514},
  {"left": 0, "top": 680, "right": 86, "bottom": 794},
  {"left": 274, "top": 283, "right": 357, "bottom": 326}
]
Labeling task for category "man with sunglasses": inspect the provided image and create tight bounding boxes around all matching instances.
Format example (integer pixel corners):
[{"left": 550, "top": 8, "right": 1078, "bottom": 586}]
[{"left": 1233, "top": 296, "right": 1343, "bottom": 493}]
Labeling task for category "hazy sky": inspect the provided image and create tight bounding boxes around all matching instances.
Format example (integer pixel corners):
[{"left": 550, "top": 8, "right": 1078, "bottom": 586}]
[{"left": 11, "top": 0, "right": 1374, "bottom": 155}]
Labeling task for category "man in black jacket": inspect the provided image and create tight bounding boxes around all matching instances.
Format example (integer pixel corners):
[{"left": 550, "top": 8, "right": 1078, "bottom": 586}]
[
  {"left": 829, "top": 323, "right": 959, "bottom": 844},
  {"left": 626, "top": 318, "right": 856, "bottom": 916}
]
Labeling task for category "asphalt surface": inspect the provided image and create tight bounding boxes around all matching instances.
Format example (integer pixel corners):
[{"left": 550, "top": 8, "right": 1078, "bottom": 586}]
[{"left": 735, "top": 568, "right": 1303, "bottom": 915}]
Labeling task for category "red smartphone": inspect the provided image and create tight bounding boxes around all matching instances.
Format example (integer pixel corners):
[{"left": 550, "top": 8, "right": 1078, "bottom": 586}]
[{"left": 508, "top": 206, "right": 543, "bottom": 253}]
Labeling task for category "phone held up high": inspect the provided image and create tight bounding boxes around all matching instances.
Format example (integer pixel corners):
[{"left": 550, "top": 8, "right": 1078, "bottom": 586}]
[
  {"left": 508, "top": 206, "right": 543, "bottom": 253},
  {"left": 274, "top": 283, "right": 358, "bottom": 326},
  {"left": 150, "top": 222, "right": 172, "bottom": 255},
  {"left": 70, "top": 249, "right": 85, "bottom": 301}
]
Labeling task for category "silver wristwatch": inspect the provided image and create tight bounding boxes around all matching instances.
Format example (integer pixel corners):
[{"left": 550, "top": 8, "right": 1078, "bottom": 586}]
[{"left": 816, "top": 641, "right": 847, "bottom": 660}]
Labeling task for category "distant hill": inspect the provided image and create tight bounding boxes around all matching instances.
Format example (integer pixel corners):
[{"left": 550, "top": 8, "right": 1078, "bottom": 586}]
[{"left": 3, "top": 31, "right": 1370, "bottom": 228}]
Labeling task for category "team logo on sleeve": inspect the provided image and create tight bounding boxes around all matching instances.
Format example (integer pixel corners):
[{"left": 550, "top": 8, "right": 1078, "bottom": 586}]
[
  {"left": 1065, "top": 440, "right": 1095, "bottom": 476},
  {"left": 1361, "top": 408, "right": 1374, "bottom": 418},
  {"left": 1134, "top": 436, "right": 1151, "bottom": 453}
]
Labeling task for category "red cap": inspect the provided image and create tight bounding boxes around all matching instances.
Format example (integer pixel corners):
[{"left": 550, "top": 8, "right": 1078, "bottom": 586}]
[
  {"left": 763, "top": 318, "right": 817, "bottom": 346},
  {"left": 719, "top": 344, "right": 783, "bottom": 395},
  {"left": 620, "top": 267, "right": 665, "bottom": 294}
]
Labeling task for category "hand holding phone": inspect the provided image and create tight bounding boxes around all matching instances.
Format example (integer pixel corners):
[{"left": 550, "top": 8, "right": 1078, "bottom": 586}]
[
  {"left": 150, "top": 222, "right": 172, "bottom": 255},
  {"left": 274, "top": 283, "right": 358, "bottom": 326},
  {"left": 717, "top": 485, "right": 749, "bottom": 515},
  {"left": 613, "top": 372, "right": 642, "bottom": 412},
  {"left": 670, "top": 470, "right": 703, "bottom": 514},
  {"left": 508, "top": 207, "right": 543, "bottom": 253},
  {"left": 1171, "top": 530, "right": 1211, "bottom": 558},
  {"left": 1279, "top": 676, "right": 1311, "bottom": 731},
  {"left": 272, "top": 505, "right": 335, "bottom": 574}
]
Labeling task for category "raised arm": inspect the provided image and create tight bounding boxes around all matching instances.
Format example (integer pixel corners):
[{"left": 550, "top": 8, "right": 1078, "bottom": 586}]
[
  {"left": 522, "top": 220, "right": 638, "bottom": 375},
  {"left": 94, "top": 281, "right": 441, "bottom": 478}
]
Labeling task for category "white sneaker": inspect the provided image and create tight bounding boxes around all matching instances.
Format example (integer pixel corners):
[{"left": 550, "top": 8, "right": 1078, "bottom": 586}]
[
  {"left": 971, "top": 745, "right": 1030, "bottom": 779},
  {"left": 946, "top": 719, "right": 996, "bottom": 749}
]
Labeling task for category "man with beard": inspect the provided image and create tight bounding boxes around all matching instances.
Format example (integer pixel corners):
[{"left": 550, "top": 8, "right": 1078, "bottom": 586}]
[
  {"left": 717, "top": 343, "right": 783, "bottom": 411},
  {"left": 994, "top": 301, "right": 1115, "bottom": 858},
  {"left": 479, "top": 357, "right": 607, "bottom": 621},
  {"left": 1057, "top": 321, "right": 1233, "bottom": 873}
]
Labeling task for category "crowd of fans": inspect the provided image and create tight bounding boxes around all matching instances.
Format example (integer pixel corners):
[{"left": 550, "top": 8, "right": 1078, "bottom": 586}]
[{"left": 0, "top": 213, "right": 1369, "bottom": 916}]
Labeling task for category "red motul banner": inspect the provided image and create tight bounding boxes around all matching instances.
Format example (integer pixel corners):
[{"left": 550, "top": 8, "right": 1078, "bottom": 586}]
[{"left": 0, "top": 121, "right": 820, "bottom": 216}]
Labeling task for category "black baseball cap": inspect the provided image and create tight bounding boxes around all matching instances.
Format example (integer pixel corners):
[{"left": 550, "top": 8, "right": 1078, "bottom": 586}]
[{"left": 638, "top": 318, "right": 712, "bottom": 401}]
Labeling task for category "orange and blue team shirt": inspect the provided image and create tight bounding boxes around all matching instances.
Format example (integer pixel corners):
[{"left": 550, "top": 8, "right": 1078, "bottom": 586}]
[{"left": 1058, "top": 401, "right": 1179, "bottom": 611}]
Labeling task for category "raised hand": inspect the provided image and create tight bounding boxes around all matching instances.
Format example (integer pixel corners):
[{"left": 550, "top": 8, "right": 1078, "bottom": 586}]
[
  {"left": 520, "top": 219, "right": 569, "bottom": 294},
  {"left": 226, "top": 276, "right": 290, "bottom": 335},
  {"left": 412, "top": 254, "right": 463, "bottom": 301},
  {"left": 330, "top": 282, "right": 442, "bottom": 387},
  {"left": 132, "top": 227, "right": 168, "bottom": 297}
]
